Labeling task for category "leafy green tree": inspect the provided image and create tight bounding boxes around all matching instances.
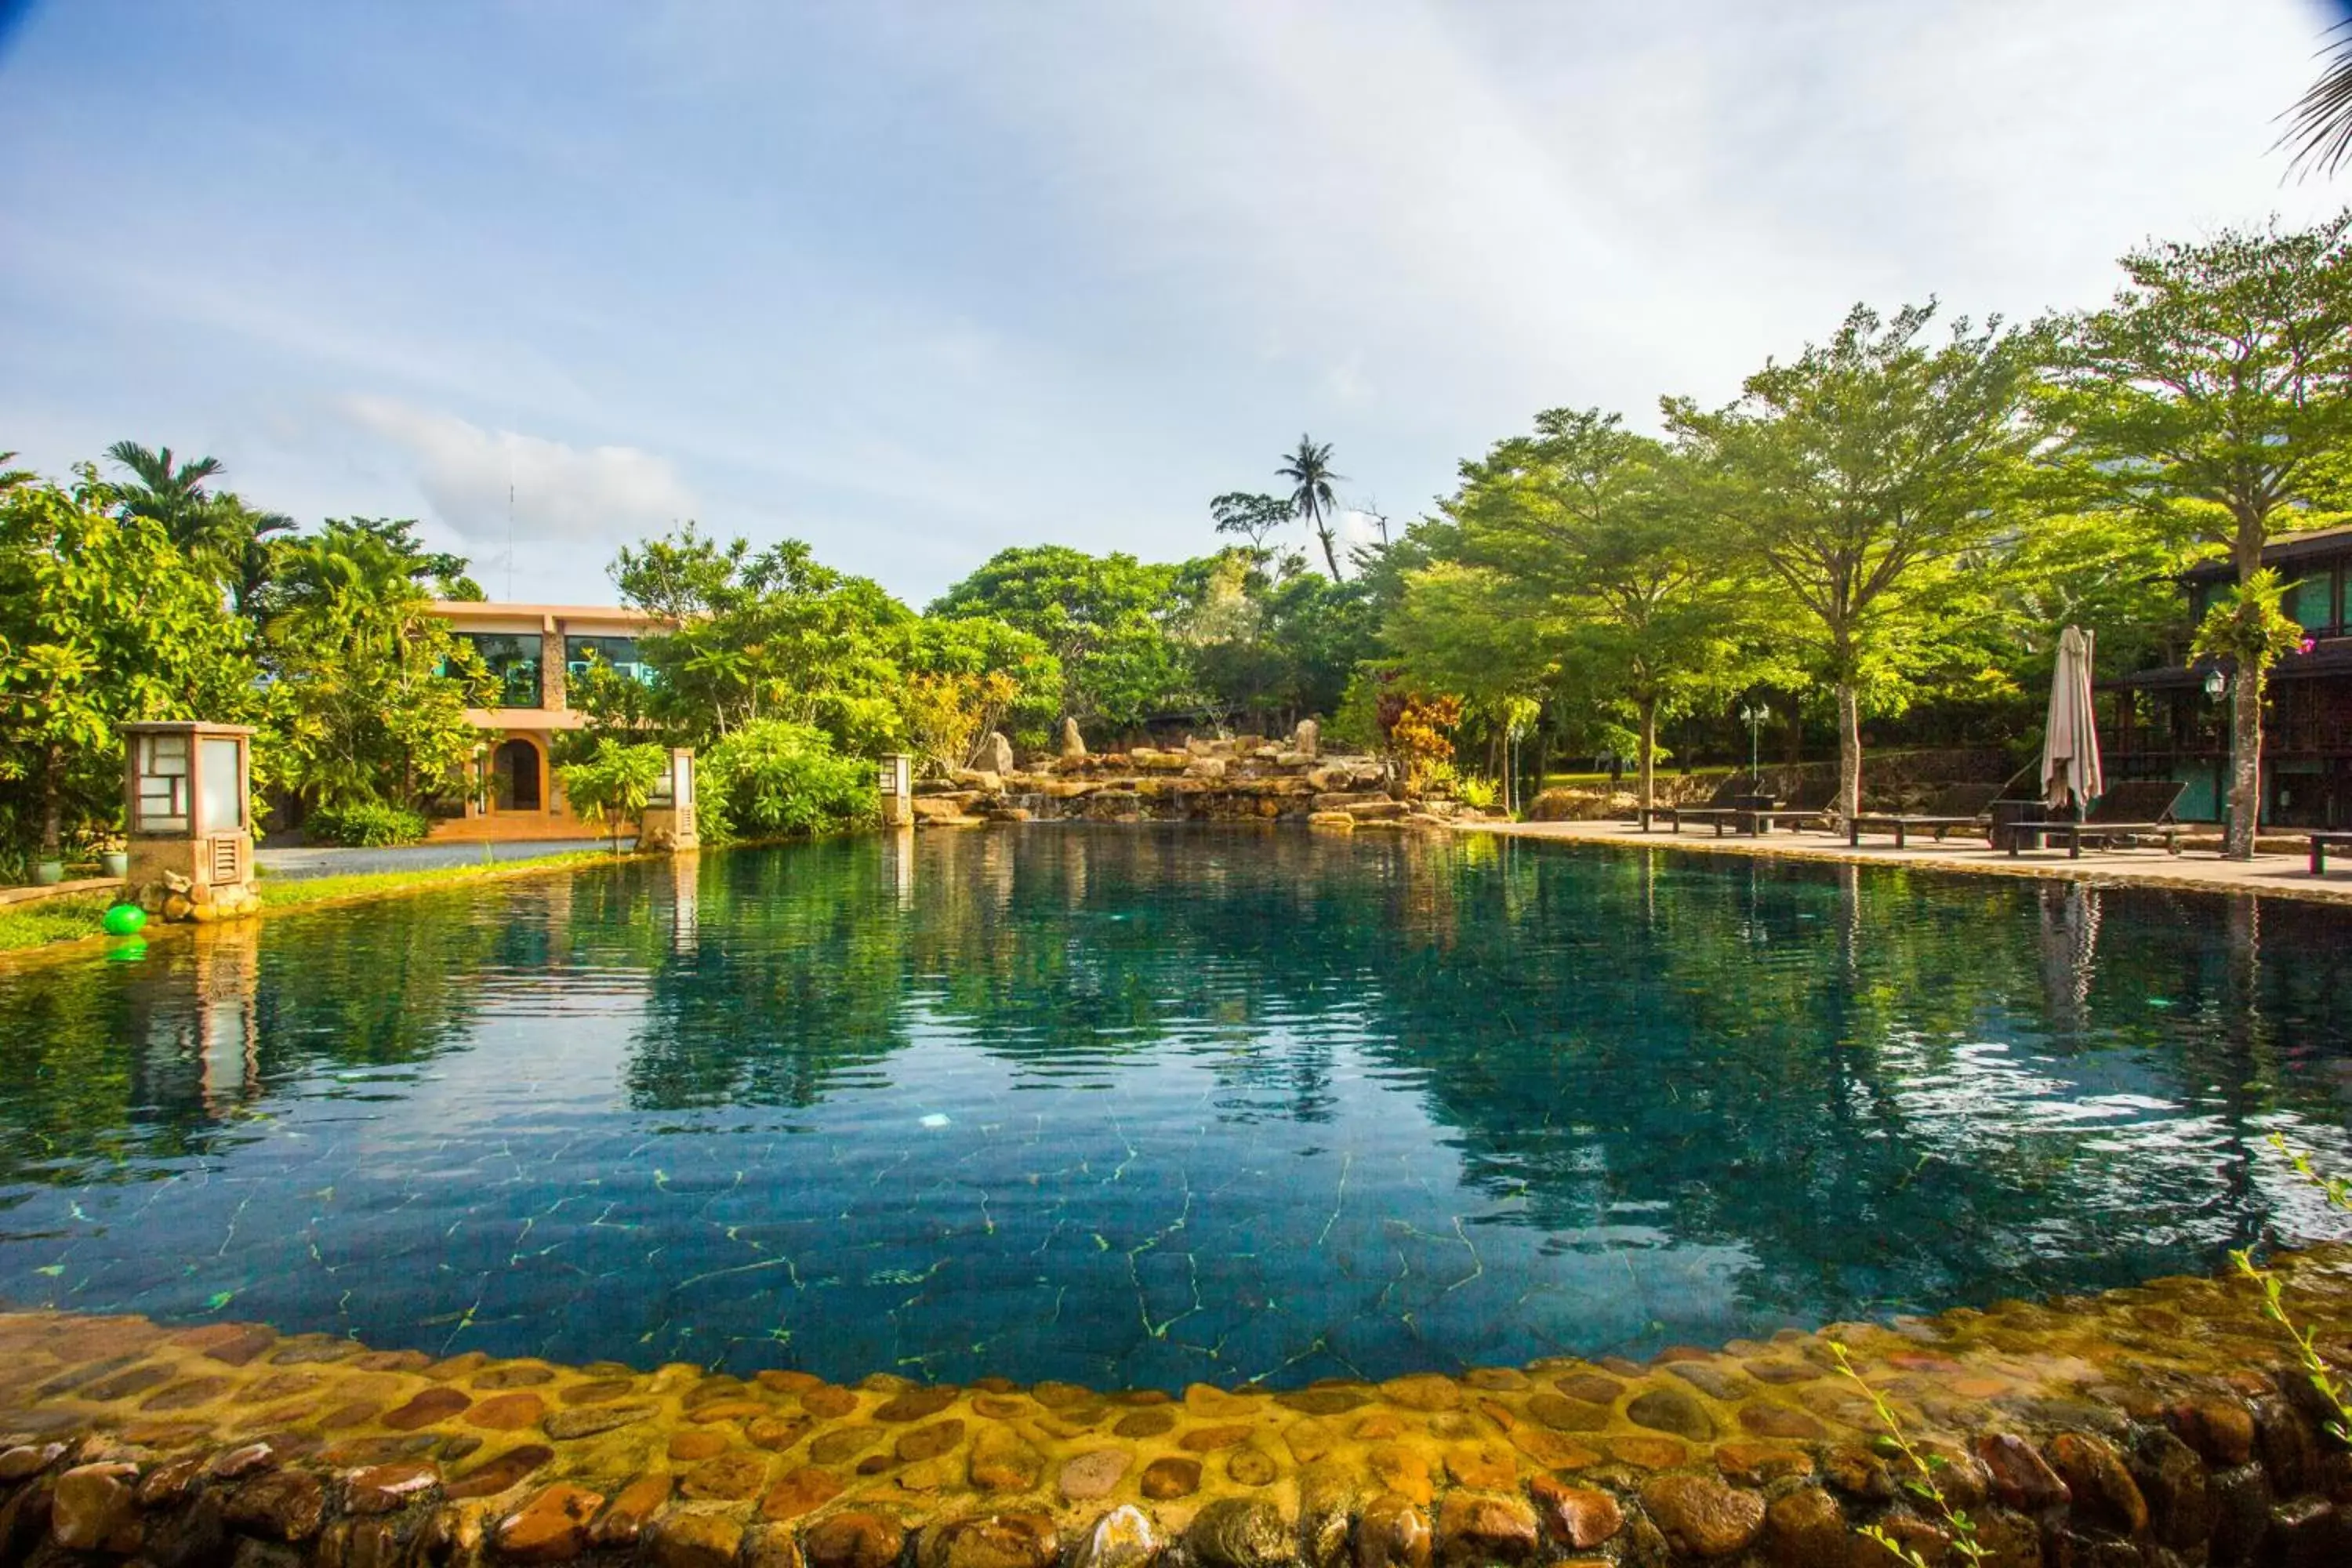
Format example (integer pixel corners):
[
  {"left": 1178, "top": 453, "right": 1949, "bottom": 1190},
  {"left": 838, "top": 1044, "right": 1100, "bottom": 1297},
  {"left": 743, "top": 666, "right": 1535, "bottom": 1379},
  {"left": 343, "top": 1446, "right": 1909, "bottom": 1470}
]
[
  {"left": 265, "top": 522, "right": 493, "bottom": 811},
  {"left": 1277, "top": 435, "right": 1346, "bottom": 580},
  {"left": 1431, "top": 408, "right": 1757, "bottom": 810},
  {"left": 2041, "top": 213, "right": 2352, "bottom": 856},
  {"left": 1669, "top": 303, "right": 2032, "bottom": 821},
  {"left": 557, "top": 738, "right": 667, "bottom": 853},
  {"left": 1210, "top": 492, "right": 1296, "bottom": 559},
  {"left": 929, "top": 545, "right": 1195, "bottom": 731},
  {"left": 0, "top": 466, "right": 263, "bottom": 863}
]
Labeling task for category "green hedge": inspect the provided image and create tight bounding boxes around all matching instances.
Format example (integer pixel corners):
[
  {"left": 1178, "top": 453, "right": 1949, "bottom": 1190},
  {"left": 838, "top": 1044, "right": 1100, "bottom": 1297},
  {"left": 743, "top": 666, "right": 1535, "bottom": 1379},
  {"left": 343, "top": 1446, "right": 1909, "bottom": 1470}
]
[{"left": 306, "top": 801, "right": 431, "bottom": 848}]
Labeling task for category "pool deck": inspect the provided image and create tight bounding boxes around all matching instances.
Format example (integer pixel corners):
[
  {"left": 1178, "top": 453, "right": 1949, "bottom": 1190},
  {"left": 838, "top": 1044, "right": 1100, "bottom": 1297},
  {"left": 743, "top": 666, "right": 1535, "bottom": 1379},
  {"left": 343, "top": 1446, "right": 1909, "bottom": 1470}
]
[
  {"left": 1459, "top": 817, "right": 2352, "bottom": 905},
  {"left": 2, "top": 1249, "right": 2349, "bottom": 1566}
]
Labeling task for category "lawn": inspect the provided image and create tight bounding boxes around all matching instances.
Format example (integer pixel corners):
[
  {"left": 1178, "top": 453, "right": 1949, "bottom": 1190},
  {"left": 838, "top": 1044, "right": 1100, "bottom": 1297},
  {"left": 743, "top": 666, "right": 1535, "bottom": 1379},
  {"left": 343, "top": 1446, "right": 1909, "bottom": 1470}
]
[{"left": 0, "top": 849, "right": 633, "bottom": 956}]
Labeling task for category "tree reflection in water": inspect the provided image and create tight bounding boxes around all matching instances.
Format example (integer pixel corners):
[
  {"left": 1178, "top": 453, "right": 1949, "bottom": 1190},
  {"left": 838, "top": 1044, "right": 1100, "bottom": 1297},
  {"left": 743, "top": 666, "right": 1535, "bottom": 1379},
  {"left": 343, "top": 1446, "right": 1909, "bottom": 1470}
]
[{"left": 0, "top": 828, "right": 2348, "bottom": 1389}]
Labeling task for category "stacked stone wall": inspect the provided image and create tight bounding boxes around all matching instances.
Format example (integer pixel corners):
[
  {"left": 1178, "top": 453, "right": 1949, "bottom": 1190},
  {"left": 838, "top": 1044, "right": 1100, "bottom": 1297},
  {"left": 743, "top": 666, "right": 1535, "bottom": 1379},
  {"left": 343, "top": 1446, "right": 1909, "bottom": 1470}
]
[{"left": 4, "top": 1250, "right": 2352, "bottom": 1567}]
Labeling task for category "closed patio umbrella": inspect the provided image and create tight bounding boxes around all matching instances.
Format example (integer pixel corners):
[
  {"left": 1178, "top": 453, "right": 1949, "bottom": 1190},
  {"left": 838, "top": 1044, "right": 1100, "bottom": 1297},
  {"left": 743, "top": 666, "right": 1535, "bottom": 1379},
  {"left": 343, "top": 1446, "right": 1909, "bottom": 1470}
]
[{"left": 2041, "top": 624, "right": 2104, "bottom": 812}]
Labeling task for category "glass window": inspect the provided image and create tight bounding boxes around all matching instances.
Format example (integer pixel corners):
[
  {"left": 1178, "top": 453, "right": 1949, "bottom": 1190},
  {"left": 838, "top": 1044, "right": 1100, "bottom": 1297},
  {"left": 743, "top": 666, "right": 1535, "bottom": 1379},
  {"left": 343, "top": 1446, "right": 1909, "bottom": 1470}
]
[
  {"left": 461, "top": 633, "right": 543, "bottom": 708},
  {"left": 565, "top": 634, "right": 654, "bottom": 684},
  {"left": 133, "top": 733, "right": 190, "bottom": 833},
  {"left": 197, "top": 737, "right": 243, "bottom": 833}
]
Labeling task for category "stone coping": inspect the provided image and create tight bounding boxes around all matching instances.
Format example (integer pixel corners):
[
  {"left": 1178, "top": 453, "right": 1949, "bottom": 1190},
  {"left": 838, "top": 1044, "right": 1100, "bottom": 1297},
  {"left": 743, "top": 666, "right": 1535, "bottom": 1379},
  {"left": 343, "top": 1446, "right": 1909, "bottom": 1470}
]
[
  {"left": 1463, "top": 818, "right": 2352, "bottom": 909},
  {"left": 5, "top": 1250, "right": 2351, "bottom": 1566}
]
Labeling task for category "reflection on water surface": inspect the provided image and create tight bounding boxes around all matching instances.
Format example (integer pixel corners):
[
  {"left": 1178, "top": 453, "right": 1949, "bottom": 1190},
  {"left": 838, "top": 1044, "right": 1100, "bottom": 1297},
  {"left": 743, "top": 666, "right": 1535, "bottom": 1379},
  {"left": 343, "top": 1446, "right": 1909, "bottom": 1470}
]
[{"left": 1, "top": 828, "right": 2348, "bottom": 1390}]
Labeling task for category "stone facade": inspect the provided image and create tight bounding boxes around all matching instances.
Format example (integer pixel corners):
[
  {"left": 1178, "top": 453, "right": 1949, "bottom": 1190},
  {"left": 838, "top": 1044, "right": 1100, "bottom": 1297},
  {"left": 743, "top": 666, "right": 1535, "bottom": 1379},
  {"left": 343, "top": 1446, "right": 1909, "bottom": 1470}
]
[{"left": 2, "top": 1250, "right": 2350, "bottom": 1567}]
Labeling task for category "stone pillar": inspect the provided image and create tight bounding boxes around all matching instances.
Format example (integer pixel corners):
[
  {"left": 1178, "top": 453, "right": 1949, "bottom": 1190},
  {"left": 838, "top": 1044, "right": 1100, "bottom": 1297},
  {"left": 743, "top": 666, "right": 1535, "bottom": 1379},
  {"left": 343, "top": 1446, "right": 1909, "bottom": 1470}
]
[
  {"left": 640, "top": 749, "right": 699, "bottom": 851},
  {"left": 877, "top": 753, "right": 913, "bottom": 828},
  {"left": 1059, "top": 718, "right": 1087, "bottom": 760},
  {"left": 541, "top": 615, "right": 567, "bottom": 713}
]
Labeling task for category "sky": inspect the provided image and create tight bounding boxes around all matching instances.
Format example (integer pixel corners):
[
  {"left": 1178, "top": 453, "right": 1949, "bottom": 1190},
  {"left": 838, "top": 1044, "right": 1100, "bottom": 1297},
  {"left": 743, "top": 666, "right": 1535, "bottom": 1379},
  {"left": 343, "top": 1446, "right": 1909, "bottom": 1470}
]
[{"left": 3, "top": 1, "right": 2350, "bottom": 608}]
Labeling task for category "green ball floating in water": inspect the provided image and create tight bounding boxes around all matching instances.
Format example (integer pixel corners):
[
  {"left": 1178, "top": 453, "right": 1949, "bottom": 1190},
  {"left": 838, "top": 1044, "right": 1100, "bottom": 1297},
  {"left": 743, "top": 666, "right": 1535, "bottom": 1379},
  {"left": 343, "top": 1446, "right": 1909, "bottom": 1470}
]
[{"left": 101, "top": 903, "right": 147, "bottom": 936}]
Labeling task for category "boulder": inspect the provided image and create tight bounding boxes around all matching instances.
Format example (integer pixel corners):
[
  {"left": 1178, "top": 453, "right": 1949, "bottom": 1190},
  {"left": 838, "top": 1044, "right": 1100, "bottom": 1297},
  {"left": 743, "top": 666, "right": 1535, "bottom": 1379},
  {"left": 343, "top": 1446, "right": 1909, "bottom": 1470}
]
[
  {"left": 1059, "top": 718, "right": 1087, "bottom": 760},
  {"left": 974, "top": 731, "right": 1016, "bottom": 776},
  {"left": 1291, "top": 718, "right": 1319, "bottom": 758}
]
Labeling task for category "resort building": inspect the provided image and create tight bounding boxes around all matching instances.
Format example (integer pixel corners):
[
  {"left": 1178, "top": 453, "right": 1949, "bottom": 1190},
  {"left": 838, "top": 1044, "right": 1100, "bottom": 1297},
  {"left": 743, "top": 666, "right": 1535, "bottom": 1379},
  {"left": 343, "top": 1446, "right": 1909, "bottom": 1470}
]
[
  {"left": 427, "top": 600, "right": 665, "bottom": 840},
  {"left": 2107, "top": 522, "right": 2352, "bottom": 829}
]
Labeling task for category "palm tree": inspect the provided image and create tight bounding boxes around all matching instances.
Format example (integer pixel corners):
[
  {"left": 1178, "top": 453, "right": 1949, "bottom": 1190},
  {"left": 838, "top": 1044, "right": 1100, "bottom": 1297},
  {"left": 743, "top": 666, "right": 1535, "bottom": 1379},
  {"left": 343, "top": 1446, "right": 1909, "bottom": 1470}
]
[
  {"left": 104, "top": 441, "right": 294, "bottom": 612},
  {"left": 1277, "top": 434, "right": 1345, "bottom": 580},
  {"left": 2282, "top": 16, "right": 2352, "bottom": 177},
  {"left": 105, "top": 440, "right": 224, "bottom": 540}
]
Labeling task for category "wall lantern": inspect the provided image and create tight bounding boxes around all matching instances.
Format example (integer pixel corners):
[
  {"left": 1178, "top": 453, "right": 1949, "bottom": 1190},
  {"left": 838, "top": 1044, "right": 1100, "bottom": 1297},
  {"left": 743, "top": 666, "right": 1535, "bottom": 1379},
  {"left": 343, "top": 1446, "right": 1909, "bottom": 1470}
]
[
  {"left": 2203, "top": 667, "right": 2229, "bottom": 700},
  {"left": 122, "top": 720, "right": 260, "bottom": 922}
]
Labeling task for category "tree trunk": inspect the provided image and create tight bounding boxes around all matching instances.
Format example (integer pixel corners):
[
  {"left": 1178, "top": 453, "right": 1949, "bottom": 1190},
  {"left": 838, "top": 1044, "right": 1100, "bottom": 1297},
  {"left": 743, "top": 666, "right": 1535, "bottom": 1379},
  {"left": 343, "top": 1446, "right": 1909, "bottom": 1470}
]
[
  {"left": 2223, "top": 520, "right": 2267, "bottom": 860},
  {"left": 1316, "top": 521, "right": 1343, "bottom": 581},
  {"left": 2225, "top": 673, "right": 2263, "bottom": 859},
  {"left": 1638, "top": 699, "right": 1658, "bottom": 813},
  {"left": 39, "top": 742, "right": 64, "bottom": 858},
  {"left": 1835, "top": 683, "right": 1862, "bottom": 823}
]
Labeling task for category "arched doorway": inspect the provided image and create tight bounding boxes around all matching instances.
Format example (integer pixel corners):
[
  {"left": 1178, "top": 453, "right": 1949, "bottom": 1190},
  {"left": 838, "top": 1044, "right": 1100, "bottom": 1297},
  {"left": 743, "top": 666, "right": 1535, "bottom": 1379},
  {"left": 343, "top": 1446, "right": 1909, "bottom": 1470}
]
[{"left": 496, "top": 737, "right": 542, "bottom": 811}]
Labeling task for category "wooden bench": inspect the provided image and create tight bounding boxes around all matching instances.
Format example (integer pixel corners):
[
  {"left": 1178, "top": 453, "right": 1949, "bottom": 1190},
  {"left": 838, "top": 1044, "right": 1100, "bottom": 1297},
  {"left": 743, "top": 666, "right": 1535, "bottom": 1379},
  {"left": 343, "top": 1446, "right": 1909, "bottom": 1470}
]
[{"left": 2310, "top": 832, "right": 2352, "bottom": 874}]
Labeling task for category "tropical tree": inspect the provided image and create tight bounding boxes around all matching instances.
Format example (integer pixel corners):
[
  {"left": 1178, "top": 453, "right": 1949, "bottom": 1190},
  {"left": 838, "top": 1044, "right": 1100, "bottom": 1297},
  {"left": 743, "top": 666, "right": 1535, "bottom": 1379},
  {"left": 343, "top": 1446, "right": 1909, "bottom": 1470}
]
[
  {"left": 1668, "top": 303, "right": 2032, "bottom": 822},
  {"left": 2282, "top": 17, "right": 2352, "bottom": 177},
  {"left": 557, "top": 738, "right": 668, "bottom": 853},
  {"left": 2040, "top": 213, "right": 2352, "bottom": 856},
  {"left": 105, "top": 441, "right": 299, "bottom": 614},
  {"left": 1429, "top": 408, "right": 1758, "bottom": 811},
  {"left": 265, "top": 521, "right": 493, "bottom": 811},
  {"left": 0, "top": 466, "right": 263, "bottom": 866},
  {"left": 1277, "top": 435, "right": 1346, "bottom": 580},
  {"left": 929, "top": 545, "right": 1194, "bottom": 731},
  {"left": 1209, "top": 492, "right": 1296, "bottom": 559}
]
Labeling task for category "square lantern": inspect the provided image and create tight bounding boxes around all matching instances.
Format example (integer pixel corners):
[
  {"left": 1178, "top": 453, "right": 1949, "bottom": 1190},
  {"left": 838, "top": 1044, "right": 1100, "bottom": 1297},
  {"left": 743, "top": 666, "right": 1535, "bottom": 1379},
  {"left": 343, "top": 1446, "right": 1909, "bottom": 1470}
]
[
  {"left": 641, "top": 746, "right": 699, "bottom": 851},
  {"left": 877, "top": 753, "right": 913, "bottom": 827},
  {"left": 123, "top": 721, "right": 260, "bottom": 920}
]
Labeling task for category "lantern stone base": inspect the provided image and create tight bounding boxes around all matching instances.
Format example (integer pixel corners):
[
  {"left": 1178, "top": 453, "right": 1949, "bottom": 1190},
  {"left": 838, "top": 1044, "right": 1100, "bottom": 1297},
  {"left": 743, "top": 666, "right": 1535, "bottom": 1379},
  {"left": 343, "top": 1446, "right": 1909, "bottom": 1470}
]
[{"left": 127, "top": 837, "right": 261, "bottom": 924}]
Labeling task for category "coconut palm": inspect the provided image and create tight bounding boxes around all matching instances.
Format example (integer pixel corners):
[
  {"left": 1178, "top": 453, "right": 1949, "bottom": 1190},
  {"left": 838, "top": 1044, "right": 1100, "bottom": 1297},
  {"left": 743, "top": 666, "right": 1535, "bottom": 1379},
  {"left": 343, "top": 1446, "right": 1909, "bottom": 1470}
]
[
  {"left": 2282, "top": 14, "right": 2352, "bottom": 177},
  {"left": 105, "top": 441, "right": 295, "bottom": 612},
  {"left": 1277, "top": 435, "right": 1346, "bottom": 580}
]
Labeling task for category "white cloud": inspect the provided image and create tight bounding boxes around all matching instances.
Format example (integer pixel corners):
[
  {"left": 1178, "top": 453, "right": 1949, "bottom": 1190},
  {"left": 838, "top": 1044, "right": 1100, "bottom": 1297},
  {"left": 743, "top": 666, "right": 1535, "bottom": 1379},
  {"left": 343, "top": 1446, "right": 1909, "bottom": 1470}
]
[{"left": 339, "top": 395, "right": 697, "bottom": 550}]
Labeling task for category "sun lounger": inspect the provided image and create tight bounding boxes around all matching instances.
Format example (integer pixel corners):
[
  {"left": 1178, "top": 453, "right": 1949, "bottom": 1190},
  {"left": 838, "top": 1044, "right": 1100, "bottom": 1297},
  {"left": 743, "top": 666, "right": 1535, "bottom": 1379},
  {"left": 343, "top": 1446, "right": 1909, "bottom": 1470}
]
[
  {"left": 1647, "top": 775, "right": 1768, "bottom": 834},
  {"left": 1847, "top": 782, "right": 2005, "bottom": 848},
  {"left": 2005, "top": 779, "right": 2190, "bottom": 859}
]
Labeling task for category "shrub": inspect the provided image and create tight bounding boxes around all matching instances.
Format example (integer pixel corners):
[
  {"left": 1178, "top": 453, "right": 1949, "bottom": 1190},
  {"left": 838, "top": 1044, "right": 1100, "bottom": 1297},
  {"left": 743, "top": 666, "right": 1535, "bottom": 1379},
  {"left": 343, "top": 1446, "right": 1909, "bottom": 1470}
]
[
  {"left": 1456, "top": 775, "right": 1498, "bottom": 809},
  {"left": 306, "top": 800, "right": 430, "bottom": 847},
  {"left": 700, "top": 720, "right": 876, "bottom": 842},
  {"left": 556, "top": 739, "right": 668, "bottom": 851}
]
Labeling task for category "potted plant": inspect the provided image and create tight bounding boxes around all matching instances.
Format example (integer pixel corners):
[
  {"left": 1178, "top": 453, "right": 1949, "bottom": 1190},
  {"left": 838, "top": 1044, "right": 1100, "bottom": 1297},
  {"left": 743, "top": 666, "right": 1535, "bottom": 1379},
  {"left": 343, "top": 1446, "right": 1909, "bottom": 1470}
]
[
  {"left": 96, "top": 833, "right": 129, "bottom": 880},
  {"left": 31, "top": 855, "right": 64, "bottom": 886}
]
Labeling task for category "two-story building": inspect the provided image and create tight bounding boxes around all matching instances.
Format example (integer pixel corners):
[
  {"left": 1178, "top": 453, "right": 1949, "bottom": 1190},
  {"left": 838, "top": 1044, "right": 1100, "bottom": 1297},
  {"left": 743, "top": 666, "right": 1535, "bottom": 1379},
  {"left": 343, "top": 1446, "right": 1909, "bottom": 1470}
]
[
  {"left": 2105, "top": 522, "right": 2352, "bottom": 829},
  {"left": 429, "top": 600, "right": 664, "bottom": 840}
]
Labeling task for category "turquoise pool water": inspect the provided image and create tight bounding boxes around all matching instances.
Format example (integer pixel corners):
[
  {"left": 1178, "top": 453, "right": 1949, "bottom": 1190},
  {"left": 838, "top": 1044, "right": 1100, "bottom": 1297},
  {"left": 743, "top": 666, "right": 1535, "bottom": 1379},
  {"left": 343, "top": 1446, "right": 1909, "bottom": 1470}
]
[{"left": 1, "top": 828, "right": 2347, "bottom": 1390}]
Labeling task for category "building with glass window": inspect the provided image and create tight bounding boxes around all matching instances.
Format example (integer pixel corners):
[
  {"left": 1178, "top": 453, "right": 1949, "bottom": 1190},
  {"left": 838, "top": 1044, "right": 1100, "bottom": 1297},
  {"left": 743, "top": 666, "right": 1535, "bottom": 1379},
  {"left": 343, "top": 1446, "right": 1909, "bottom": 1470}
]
[
  {"left": 429, "top": 600, "right": 666, "bottom": 839},
  {"left": 2105, "top": 523, "right": 2352, "bottom": 829}
]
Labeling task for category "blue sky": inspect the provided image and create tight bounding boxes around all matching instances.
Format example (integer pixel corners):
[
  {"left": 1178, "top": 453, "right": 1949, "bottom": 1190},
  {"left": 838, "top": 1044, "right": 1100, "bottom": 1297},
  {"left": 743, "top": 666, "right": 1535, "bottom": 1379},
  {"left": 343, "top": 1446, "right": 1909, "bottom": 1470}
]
[{"left": 3, "top": 2, "right": 2347, "bottom": 606}]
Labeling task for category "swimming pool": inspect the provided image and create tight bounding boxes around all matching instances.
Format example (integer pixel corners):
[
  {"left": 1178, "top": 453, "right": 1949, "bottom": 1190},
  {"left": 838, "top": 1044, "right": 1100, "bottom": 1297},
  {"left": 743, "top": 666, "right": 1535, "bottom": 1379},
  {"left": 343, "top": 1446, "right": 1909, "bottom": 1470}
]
[{"left": 2, "top": 827, "right": 2346, "bottom": 1391}]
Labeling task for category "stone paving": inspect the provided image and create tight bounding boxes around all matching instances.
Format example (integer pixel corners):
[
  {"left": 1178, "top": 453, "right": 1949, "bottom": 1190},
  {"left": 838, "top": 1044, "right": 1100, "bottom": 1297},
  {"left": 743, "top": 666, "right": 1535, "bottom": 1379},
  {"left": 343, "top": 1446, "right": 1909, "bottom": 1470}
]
[
  {"left": 3, "top": 1248, "right": 2350, "bottom": 1566},
  {"left": 1460, "top": 819, "right": 2352, "bottom": 907}
]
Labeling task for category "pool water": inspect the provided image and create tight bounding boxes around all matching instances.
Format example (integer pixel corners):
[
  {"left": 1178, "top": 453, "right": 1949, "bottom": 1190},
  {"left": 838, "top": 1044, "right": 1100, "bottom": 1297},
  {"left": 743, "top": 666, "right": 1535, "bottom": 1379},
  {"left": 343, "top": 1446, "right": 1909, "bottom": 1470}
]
[{"left": 2, "top": 828, "right": 2349, "bottom": 1391}]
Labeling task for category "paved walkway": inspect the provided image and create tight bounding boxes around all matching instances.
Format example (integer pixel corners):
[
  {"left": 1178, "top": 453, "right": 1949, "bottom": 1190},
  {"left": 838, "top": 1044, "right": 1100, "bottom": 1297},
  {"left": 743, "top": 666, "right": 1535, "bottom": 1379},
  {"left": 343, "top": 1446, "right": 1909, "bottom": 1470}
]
[
  {"left": 1462, "top": 817, "right": 2352, "bottom": 905},
  {"left": 256, "top": 837, "right": 630, "bottom": 880}
]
